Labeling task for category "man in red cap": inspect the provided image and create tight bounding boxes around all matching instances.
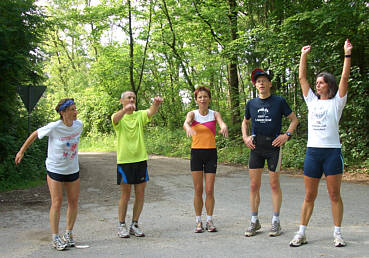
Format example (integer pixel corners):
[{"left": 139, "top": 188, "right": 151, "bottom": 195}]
[{"left": 241, "top": 69, "right": 298, "bottom": 237}]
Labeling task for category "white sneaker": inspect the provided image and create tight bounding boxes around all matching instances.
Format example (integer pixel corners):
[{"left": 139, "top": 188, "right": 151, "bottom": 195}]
[
  {"left": 289, "top": 232, "right": 307, "bottom": 247},
  {"left": 206, "top": 220, "right": 217, "bottom": 232},
  {"left": 244, "top": 220, "right": 261, "bottom": 237},
  {"left": 52, "top": 235, "right": 67, "bottom": 251},
  {"left": 334, "top": 232, "right": 346, "bottom": 247},
  {"left": 118, "top": 223, "right": 130, "bottom": 238},
  {"left": 62, "top": 232, "right": 75, "bottom": 247},
  {"left": 130, "top": 222, "right": 145, "bottom": 237},
  {"left": 269, "top": 221, "right": 282, "bottom": 237},
  {"left": 194, "top": 221, "right": 204, "bottom": 233}
]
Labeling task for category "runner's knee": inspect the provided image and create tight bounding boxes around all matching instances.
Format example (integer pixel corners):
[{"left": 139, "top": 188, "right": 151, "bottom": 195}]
[{"left": 328, "top": 191, "right": 341, "bottom": 203}]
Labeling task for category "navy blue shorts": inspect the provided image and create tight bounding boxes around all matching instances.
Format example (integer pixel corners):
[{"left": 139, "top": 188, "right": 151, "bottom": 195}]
[
  {"left": 190, "top": 149, "right": 217, "bottom": 173},
  {"left": 304, "top": 147, "right": 344, "bottom": 178},
  {"left": 117, "top": 161, "right": 149, "bottom": 185},
  {"left": 47, "top": 171, "right": 80, "bottom": 182},
  {"left": 249, "top": 135, "right": 282, "bottom": 172}
]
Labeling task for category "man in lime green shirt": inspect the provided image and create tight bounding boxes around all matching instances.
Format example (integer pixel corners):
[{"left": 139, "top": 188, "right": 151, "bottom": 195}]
[{"left": 112, "top": 91, "right": 163, "bottom": 238}]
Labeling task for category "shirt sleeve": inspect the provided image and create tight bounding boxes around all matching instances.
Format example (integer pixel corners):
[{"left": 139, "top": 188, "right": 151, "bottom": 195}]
[
  {"left": 334, "top": 91, "right": 347, "bottom": 110},
  {"left": 334, "top": 91, "right": 347, "bottom": 119},
  {"left": 142, "top": 110, "right": 152, "bottom": 125},
  {"left": 281, "top": 97, "right": 293, "bottom": 117},
  {"left": 76, "top": 120, "right": 83, "bottom": 134},
  {"left": 111, "top": 113, "right": 119, "bottom": 132},
  {"left": 245, "top": 101, "right": 251, "bottom": 120},
  {"left": 304, "top": 88, "right": 318, "bottom": 105},
  {"left": 37, "top": 121, "right": 57, "bottom": 139}
]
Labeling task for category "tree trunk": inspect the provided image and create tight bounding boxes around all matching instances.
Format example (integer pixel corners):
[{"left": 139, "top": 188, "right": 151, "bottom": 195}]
[
  {"left": 227, "top": 0, "right": 240, "bottom": 128},
  {"left": 128, "top": 0, "right": 136, "bottom": 97}
]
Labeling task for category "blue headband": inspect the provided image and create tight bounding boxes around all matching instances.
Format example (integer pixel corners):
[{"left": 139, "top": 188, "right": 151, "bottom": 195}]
[{"left": 58, "top": 99, "right": 75, "bottom": 113}]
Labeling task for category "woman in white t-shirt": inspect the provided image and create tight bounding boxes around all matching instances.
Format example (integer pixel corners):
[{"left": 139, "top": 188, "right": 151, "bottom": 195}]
[
  {"left": 15, "top": 98, "right": 83, "bottom": 251},
  {"left": 290, "top": 40, "right": 353, "bottom": 248}
]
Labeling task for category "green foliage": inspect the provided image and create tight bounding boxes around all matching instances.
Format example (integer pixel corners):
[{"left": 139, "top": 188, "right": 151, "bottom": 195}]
[
  {"left": 145, "top": 127, "right": 191, "bottom": 158},
  {"left": 79, "top": 133, "right": 116, "bottom": 152},
  {"left": 0, "top": 0, "right": 49, "bottom": 191},
  {"left": 281, "top": 138, "right": 307, "bottom": 169},
  {"left": 2, "top": 0, "right": 369, "bottom": 193}
]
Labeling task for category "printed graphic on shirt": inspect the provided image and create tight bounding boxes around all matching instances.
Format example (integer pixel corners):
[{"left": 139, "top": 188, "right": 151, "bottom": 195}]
[
  {"left": 255, "top": 107, "right": 272, "bottom": 123},
  {"left": 310, "top": 105, "right": 328, "bottom": 131},
  {"left": 245, "top": 96, "right": 292, "bottom": 137},
  {"left": 61, "top": 134, "right": 79, "bottom": 160}
]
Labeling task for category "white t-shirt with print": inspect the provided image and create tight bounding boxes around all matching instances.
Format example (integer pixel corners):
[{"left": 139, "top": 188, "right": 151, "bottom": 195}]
[
  {"left": 37, "top": 120, "right": 83, "bottom": 174},
  {"left": 304, "top": 88, "right": 347, "bottom": 148}
]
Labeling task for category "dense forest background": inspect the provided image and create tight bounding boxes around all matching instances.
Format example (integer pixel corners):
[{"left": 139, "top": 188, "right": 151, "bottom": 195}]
[{"left": 1, "top": 0, "right": 368, "bottom": 191}]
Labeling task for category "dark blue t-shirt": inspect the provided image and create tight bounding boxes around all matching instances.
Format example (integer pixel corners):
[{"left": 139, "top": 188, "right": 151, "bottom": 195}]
[{"left": 245, "top": 95, "right": 292, "bottom": 137}]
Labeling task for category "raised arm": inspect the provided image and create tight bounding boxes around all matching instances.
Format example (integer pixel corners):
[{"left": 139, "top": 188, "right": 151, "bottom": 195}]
[
  {"left": 338, "top": 39, "right": 353, "bottom": 98},
  {"left": 214, "top": 111, "right": 228, "bottom": 137},
  {"left": 112, "top": 103, "right": 136, "bottom": 125},
  {"left": 299, "top": 45, "right": 311, "bottom": 97},
  {"left": 15, "top": 130, "right": 38, "bottom": 165},
  {"left": 147, "top": 96, "right": 163, "bottom": 118}
]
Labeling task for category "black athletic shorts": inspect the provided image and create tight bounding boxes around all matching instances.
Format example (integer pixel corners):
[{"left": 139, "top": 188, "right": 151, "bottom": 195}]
[
  {"left": 190, "top": 148, "right": 217, "bottom": 173},
  {"left": 249, "top": 135, "right": 282, "bottom": 172},
  {"left": 117, "top": 160, "right": 149, "bottom": 185},
  {"left": 47, "top": 171, "right": 80, "bottom": 182}
]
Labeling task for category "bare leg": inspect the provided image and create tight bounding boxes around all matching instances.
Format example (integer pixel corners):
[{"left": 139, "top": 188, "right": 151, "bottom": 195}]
[
  {"left": 300, "top": 176, "right": 320, "bottom": 226},
  {"left": 249, "top": 169, "right": 263, "bottom": 213},
  {"left": 204, "top": 173, "right": 216, "bottom": 216},
  {"left": 269, "top": 171, "right": 282, "bottom": 214},
  {"left": 64, "top": 178, "right": 80, "bottom": 231},
  {"left": 192, "top": 171, "right": 204, "bottom": 216},
  {"left": 326, "top": 174, "right": 343, "bottom": 226},
  {"left": 47, "top": 175, "right": 63, "bottom": 234},
  {"left": 119, "top": 184, "right": 132, "bottom": 223},
  {"left": 132, "top": 182, "right": 147, "bottom": 222}
]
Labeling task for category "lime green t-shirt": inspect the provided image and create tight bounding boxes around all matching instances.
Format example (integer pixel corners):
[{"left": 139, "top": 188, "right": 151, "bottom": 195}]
[{"left": 112, "top": 110, "right": 151, "bottom": 164}]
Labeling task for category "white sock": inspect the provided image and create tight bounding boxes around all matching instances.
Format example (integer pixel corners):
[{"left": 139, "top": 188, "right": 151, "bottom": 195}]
[
  {"left": 206, "top": 215, "right": 212, "bottom": 222},
  {"left": 196, "top": 216, "right": 202, "bottom": 223},
  {"left": 298, "top": 225, "right": 306, "bottom": 235},
  {"left": 272, "top": 215, "right": 280, "bottom": 223},
  {"left": 52, "top": 234, "right": 58, "bottom": 241},
  {"left": 65, "top": 229, "right": 72, "bottom": 234},
  {"left": 334, "top": 226, "right": 341, "bottom": 235},
  {"left": 251, "top": 216, "right": 258, "bottom": 223}
]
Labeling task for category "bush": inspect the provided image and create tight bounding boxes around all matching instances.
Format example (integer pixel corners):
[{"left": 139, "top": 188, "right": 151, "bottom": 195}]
[{"left": 280, "top": 138, "right": 307, "bottom": 169}]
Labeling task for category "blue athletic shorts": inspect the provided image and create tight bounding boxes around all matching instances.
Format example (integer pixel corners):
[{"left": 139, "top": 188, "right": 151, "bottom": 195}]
[
  {"left": 117, "top": 160, "right": 149, "bottom": 185},
  {"left": 304, "top": 147, "right": 344, "bottom": 178},
  {"left": 47, "top": 171, "right": 80, "bottom": 182},
  {"left": 190, "top": 149, "right": 217, "bottom": 173}
]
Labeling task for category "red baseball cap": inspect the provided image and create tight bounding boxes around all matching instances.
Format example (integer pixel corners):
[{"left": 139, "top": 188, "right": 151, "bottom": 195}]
[{"left": 251, "top": 68, "right": 271, "bottom": 85}]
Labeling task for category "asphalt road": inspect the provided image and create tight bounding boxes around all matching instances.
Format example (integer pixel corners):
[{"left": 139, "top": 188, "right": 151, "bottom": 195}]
[{"left": 1, "top": 152, "right": 368, "bottom": 258}]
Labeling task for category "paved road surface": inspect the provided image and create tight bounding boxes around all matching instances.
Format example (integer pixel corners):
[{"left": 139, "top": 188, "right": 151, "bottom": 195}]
[{"left": 1, "top": 152, "right": 368, "bottom": 257}]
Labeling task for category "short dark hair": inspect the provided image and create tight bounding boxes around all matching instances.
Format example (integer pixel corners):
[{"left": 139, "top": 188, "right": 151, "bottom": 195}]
[
  {"left": 194, "top": 86, "right": 211, "bottom": 99},
  {"left": 316, "top": 72, "right": 337, "bottom": 99},
  {"left": 55, "top": 98, "right": 74, "bottom": 119}
]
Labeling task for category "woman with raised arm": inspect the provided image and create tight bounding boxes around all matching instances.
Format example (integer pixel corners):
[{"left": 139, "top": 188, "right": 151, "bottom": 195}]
[
  {"left": 15, "top": 98, "right": 83, "bottom": 251},
  {"left": 290, "top": 40, "right": 353, "bottom": 247},
  {"left": 183, "top": 86, "right": 228, "bottom": 233}
]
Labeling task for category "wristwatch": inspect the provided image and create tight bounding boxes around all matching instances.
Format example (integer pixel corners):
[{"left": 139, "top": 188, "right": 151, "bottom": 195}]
[{"left": 285, "top": 132, "right": 292, "bottom": 140}]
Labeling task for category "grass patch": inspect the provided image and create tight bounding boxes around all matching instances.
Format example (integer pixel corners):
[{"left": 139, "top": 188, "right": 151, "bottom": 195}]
[
  {"left": 77, "top": 128, "right": 364, "bottom": 173},
  {"left": 0, "top": 178, "right": 45, "bottom": 192},
  {"left": 79, "top": 133, "right": 116, "bottom": 152}
]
